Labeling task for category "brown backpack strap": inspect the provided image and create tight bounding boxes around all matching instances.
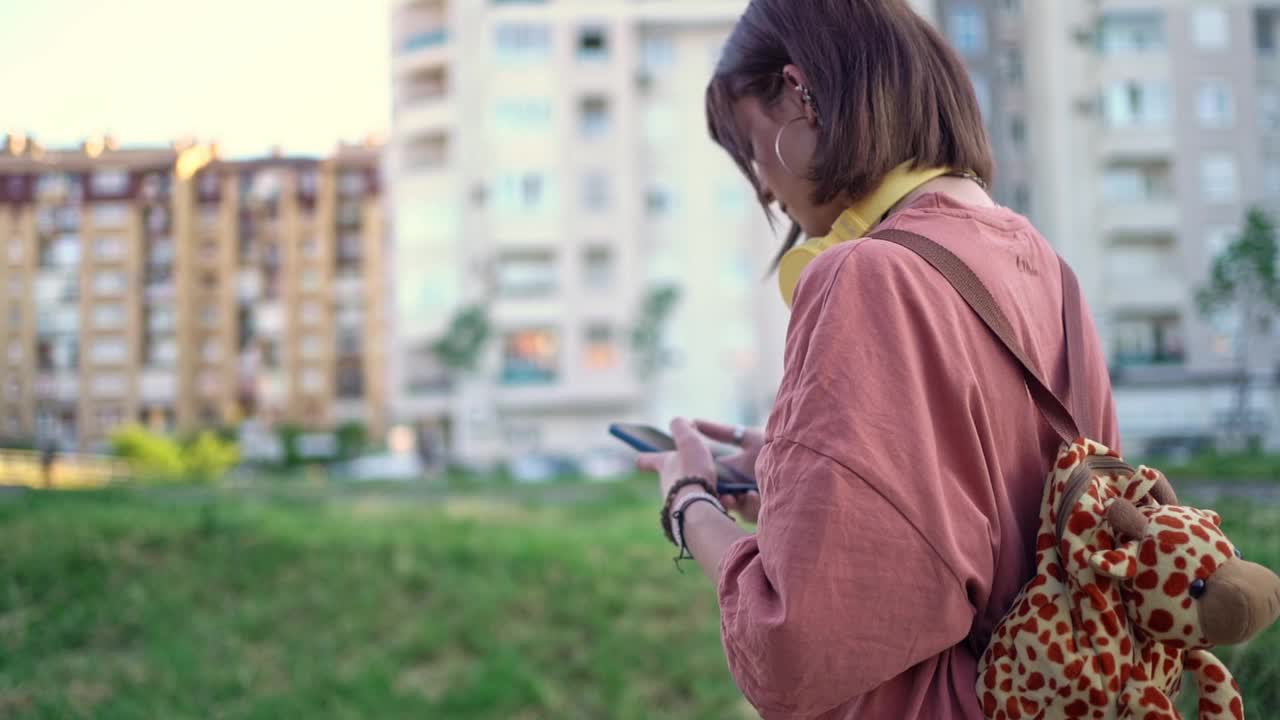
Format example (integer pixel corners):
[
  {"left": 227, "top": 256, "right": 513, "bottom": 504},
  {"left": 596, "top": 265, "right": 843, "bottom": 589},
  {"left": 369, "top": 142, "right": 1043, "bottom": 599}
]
[
  {"left": 1058, "top": 260, "right": 1092, "bottom": 438},
  {"left": 870, "top": 229, "right": 1084, "bottom": 445}
]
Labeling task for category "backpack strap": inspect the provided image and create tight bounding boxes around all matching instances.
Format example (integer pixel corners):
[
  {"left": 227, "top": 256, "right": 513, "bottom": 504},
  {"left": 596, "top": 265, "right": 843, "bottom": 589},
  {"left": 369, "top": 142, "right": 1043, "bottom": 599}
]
[{"left": 869, "top": 229, "right": 1088, "bottom": 445}]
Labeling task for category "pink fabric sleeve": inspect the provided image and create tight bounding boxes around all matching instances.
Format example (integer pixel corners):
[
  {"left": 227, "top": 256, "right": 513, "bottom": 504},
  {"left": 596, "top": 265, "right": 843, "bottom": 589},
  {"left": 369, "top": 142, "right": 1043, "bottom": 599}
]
[{"left": 717, "top": 242, "right": 993, "bottom": 718}]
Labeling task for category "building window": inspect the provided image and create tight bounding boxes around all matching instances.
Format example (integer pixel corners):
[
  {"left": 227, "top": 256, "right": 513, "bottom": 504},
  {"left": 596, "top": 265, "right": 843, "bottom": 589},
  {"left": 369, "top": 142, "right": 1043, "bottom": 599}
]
[
  {"left": 1112, "top": 314, "right": 1186, "bottom": 368},
  {"left": 91, "top": 203, "right": 129, "bottom": 228},
  {"left": 337, "top": 358, "right": 363, "bottom": 398},
  {"left": 338, "top": 170, "right": 366, "bottom": 197},
  {"left": 1097, "top": 11, "right": 1165, "bottom": 53},
  {"left": 1013, "top": 185, "right": 1031, "bottom": 215},
  {"left": 92, "top": 304, "right": 125, "bottom": 330},
  {"left": 94, "top": 236, "right": 124, "bottom": 261},
  {"left": 302, "top": 302, "right": 323, "bottom": 326},
  {"left": 401, "top": 28, "right": 447, "bottom": 54},
  {"left": 640, "top": 34, "right": 675, "bottom": 71},
  {"left": 494, "top": 172, "right": 554, "bottom": 215},
  {"left": 1200, "top": 154, "right": 1239, "bottom": 203},
  {"left": 91, "top": 338, "right": 128, "bottom": 365},
  {"left": 91, "top": 169, "right": 129, "bottom": 196},
  {"left": 338, "top": 234, "right": 361, "bottom": 263},
  {"left": 491, "top": 98, "right": 553, "bottom": 135},
  {"left": 1259, "top": 8, "right": 1280, "bottom": 53},
  {"left": 999, "top": 0, "right": 1020, "bottom": 16},
  {"left": 1265, "top": 157, "right": 1280, "bottom": 197},
  {"left": 1101, "top": 81, "right": 1170, "bottom": 128},
  {"left": 494, "top": 23, "right": 551, "bottom": 63},
  {"left": 300, "top": 270, "right": 321, "bottom": 292},
  {"left": 1101, "top": 163, "right": 1172, "bottom": 202},
  {"left": 301, "top": 335, "right": 323, "bottom": 358},
  {"left": 579, "top": 96, "right": 611, "bottom": 139},
  {"left": 202, "top": 339, "right": 221, "bottom": 362},
  {"left": 646, "top": 186, "right": 675, "bottom": 216},
  {"left": 93, "top": 271, "right": 127, "bottom": 295},
  {"left": 578, "top": 26, "right": 608, "bottom": 61},
  {"left": 200, "top": 304, "right": 218, "bottom": 329},
  {"left": 1000, "top": 48, "right": 1023, "bottom": 84},
  {"left": 947, "top": 6, "right": 987, "bottom": 55},
  {"left": 583, "top": 246, "right": 614, "bottom": 290},
  {"left": 1196, "top": 80, "right": 1235, "bottom": 129},
  {"left": 92, "top": 374, "right": 127, "bottom": 397},
  {"left": 1011, "top": 116, "right": 1027, "bottom": 147},
  {"left": 583, "top": 324, "right": 617, "bottom": 371},
  {"left": 8, "top": 341, "right": 22, "bottom": 365},
  {"left": 970, "top": 73, "right": 991, "bottom": 121},
  {"left": 581, "top": 172, "right": 611, "bottom": 212},
  {"left": 497, "top": 251, "right": 557, "bottom": 297},
  {"left": 8, "top": 240, "right": 21, "bottom": 264},
  {"left": 301, "top": 368, "right": 326, "bottom": 393},
  {"left": 501, "top": 328, "right": 559, "bottom": 385},
  {"left": 1191, "top": 6, "right": 1229, "bottom": 50}
]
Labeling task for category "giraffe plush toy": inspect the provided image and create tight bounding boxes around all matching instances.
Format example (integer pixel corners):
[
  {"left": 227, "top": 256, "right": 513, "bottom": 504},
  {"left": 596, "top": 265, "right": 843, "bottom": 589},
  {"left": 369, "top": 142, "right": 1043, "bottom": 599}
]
[{"left": 978, "top": 439, "right": 1280, "bottom": 720}]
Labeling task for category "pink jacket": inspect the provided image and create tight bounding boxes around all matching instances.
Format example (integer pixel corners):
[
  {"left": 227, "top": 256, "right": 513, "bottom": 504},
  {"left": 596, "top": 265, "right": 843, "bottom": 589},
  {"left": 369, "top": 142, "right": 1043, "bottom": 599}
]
[{"left": 717, "top": 194, "right": 1120, "bottom": 719}]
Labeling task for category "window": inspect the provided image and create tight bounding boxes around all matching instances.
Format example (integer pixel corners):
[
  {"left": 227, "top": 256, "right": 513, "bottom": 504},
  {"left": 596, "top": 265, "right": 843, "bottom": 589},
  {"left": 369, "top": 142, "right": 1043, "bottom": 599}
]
[
  {"left": 948, "top": 7, "right": 987, "bottom": 55},
  {"left": 643, "top": 106, "right": 675, "bottom": 144},
  {"left": 1200, "top": 154, "right": 1239, "bottom": 202},
  {"left": 302, "top": 301, "right": 323, "bottom": 326},
  {"left": 199, "top": 172, "right": 220, "bottom": 196},
  {"left": 970, "top": 73, "right": 991, "bottom": 121},
  {"left": 301, "top": 368, "right": 325, "bottom": 393},
  {"left": 582, "top": 172, "right": 611, "bottom": 211},
  {"left": 501, "top": 328, "right": 559, "bottom": 385},
  {"left": 497, "top": 251, "right": 557, "bottom": 297},
  {"left": 91, "top": 169, "right": 129, "bottom": 196},
  {"left": 1101, "top": 81, "right": 1170, "bottom": 128},
  {"left": 147, "top": 306, "right": 175, "bottom": 333},
  {"left": 1101, "top": 164, "right": 1172, "bottom": 202},
  {"left": 401, "top": 28, "right": 447, "bottom": 54},
  {"left": 494, "top": 172, "right": 555, "bottom": 215},
  {"left": 583, "top": 246, "right": 614, "bottom": 290},
  {"left": 1191, "top": 7, "right": 1229, "bottom": 50},
  {"left": 999, "top": 0, "right": 1020, "bottom": 16},
  {"left": 491, "top": 98, "right": 553, "bottom": 135},
  {"left": 147, "top": 207, "right": 169, "bottom": 233},
  {"left": 8, "top": 341, "right": 22, "bottom": 365},
  {"left": 92, "top": 374, "right": 127, "bottom": 397},
  {"left": 145, "top": 338, "right": 177, "bottom": 368},
  {"left": 202, "top": 339, "right": 221, "bottom": 362},
  {"left": 1111, "top": 314, "right": 1185, "bottom": 367},
  {"left": 1097, "top": 11, "right": 1165, "bottom": 53},
  {"left": 1206, "top": 225, "right": 1237, "bottom": 257},
  {"left": 1013, "top": 186, "right": 1031, "bottom": 216},
  {"left": 338, "top": 170, "right": 365, "bottom": 197},
  {"left": 1000, "top": 48, "right": 1023, "bottom": 84},
  {"left": 94, "top": 271, "right": 127, "bottom": 295},
  {"left": 301, "top": 335, "right": 323, "bottom": 358},
  {"left": 94, "top": 236, "right": 124, "bottom": 261},
  {"left": 338, "top": 201, "right": 362, "bottom": 226},
  {"left": 1197, "top": 80, "right": 1235, "bottom": 129},
  {"left": 494, "top": 23, "right": 551, "bottom": 63},
  {"left": 337, "top": 358, "right": 363, "bottom": 398},
  {"left": 4, "top": 378, "right": 18, "bottom": 401},
  {"left": 579, "top": 96, "right": 611, "bottom": 138},
  {"left": 1259, "top": 8, "right": 1280, "bottom": 52},
  {"left": 8, "top": 240, "right": 21, "bottom": 264},
  {"left": 200, "top": 304, "right": 218, "bottom": 329},
  {"left": 47, "top": 234, "right": 79, "bottom": 267},
  {"left": 91, "top": 203, "right": 129, "bottom": 228},
  {"left": 91, "top": 339, "right": 127, "bottom": 364},
  {"left": 92, "top": 304, "right": 125, "bottom": 330},
  {"left": 298, "top": 170, "right": 319, "bottom": 196},
  {"left": 1265, "top": 157, "right": 1280, "bottom": 197},
  {"left": 640, "top": 34, "right": 675, "bottom": 71},
  {"left": 302, "top": 236, "right": 321, "bottom": 260},
  {"left": 646, "top": 186, "right": 675, "bottom": 216},
  {"left": 1011, "top": 116, "right": 1027, "bottom": 146},
  {"left": 1260, "top": 90, "right": 1280, "bottom": 131},
  {"left": 583, "top": 324, "right": 617, "bottom": 370},
  {"left": 300, "top": 270, "right": 321, "bottom": 292},
  {"left": 578, "top": 26, "right": 608, "bottom": 61}
]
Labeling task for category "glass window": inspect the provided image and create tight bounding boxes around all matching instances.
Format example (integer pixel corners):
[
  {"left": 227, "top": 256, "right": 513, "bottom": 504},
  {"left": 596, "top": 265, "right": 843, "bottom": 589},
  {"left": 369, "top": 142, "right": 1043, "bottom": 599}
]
[
  {"left": 92, "top": 304, "right": 125, "bottom": 330},
  {"left": 401, "top": 28, "right": 447, "bottom": 54},
  {"left": 494, "top": 23, "right": 551, "bottom": 63},
  {"left": 497, "top": 251, "right": 557, "bottom": 297},
  {"left": 491, "top": 98, "right": 553, "bottom": 135},
  {"left": 501, "top": 328, "right": 559, "bottom": 385},
  {"left": 91, "top": 338, "right": 127, "bottom": 364},
  {"left": 1260, "top": 90, "right": 1280, "bottom": 131},
  {"left": 8, "top": 240, "right": 22, "bottom": 264},
  {"left": 92, "top": 374, "right": 127, "bottom": 397},
  {"left": 94, "top": 236, "right": 124, "bottom": 261},
  {"left": 970, "top": 73, "right": 991, "bottom": 121},
  {"left": 583, "top": 246, "right": 613, "bottom": 290},
  {"left": 581, "top": 172, "right": 611, "bottom": 212},
  {"left": 1101, "top": 81, "right": 1170, "bottom": 128},
  {"left": 92, "top": 203, "right": 129, "bottom": 228},
  {"left": 583, "top": 324, "right": 617, "bottom": 371},
  {"left": 578, "top": 26, "right": 608, "bottom": 61},
  {"left": 494, "top": 172, "right": 555, "bottom": 215},
  {"left": 1097, "top": 11, "right": 1165, "bottom": 53},
  {"left": 1111, "top": 314, "right": 1185, "bottom": 367},
  {"left": 91, "top": 169, "right": 130, "bottom": 196},
  {"left": 1259, "top": 8, "right": 1279, "bottom": 52},
  {"left": 1000, "top": 48, "right": 1023, "bottom": 84},
  {"left": 94, "top": 270, "right": 127, "bottom": 295},
  {"left": 1011, "top": 116, "right": 1027, "bottom": 146},
  {"left": 646, "top": 186, "right": 675, "bottom": 216},
  {"left": 948, "top": 6, "right": 987, "bottom": 55},
  {"left": 1191, "top": 7, "right": 1229, "bottom": 50},
  {"left": 579, "top": 96, "right": 611, "bottom": 138},
  {"left": 301, "top": 335, "right": 323, "bottom": 358},
  {"left": 640, "top": 34, "right": 675, "bottom": 71},
  {"left": 1196, "top": 80, "right": 1235, "bottom": 129},
  {"left": 338, "top": 170, "right": 365, "bottom": 196},
  {"left": 1101, "top": 164, "right": 1171, "bottom": 202},
  {"left": 302, "top": 368, "right": 326, "bottom": 393},
  {"left": 1201, "top": 154, "right": 1239, "bottom": 202},
  {"left": 202, "top": 339, "right": 221, "bottom": 362}
]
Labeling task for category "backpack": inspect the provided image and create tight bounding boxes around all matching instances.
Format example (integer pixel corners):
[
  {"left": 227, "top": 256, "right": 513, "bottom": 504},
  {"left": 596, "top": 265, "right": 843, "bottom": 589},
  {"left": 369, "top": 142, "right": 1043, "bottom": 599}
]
[{"left": 871, "top": 229, "right": 1280, "bottom": 720}]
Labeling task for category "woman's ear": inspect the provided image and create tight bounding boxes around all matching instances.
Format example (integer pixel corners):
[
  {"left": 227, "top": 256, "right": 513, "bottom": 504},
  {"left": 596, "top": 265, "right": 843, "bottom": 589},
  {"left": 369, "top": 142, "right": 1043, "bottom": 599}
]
[{"left": 781, "top": 63, "right": 819, "bottom": 126}]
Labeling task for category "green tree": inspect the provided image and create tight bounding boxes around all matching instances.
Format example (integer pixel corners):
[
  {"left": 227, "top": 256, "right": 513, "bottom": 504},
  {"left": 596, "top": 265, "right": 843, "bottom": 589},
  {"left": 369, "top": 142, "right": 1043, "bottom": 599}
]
[
  {"left": 430, "top": 304, "right": 492, "bottom": 374},
  {"left": 631, "top": 284, "right": 682, "bottom": 379},
  {"left": 1196, "top": 207, "right": 1280, "bottom": 448}
]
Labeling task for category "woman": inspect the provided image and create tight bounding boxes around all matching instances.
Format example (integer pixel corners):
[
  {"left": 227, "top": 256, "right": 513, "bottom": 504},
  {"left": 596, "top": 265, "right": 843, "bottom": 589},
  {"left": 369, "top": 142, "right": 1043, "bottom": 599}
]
[{"left": 634, "top": 2, "right": 1119, "bottom": 718}]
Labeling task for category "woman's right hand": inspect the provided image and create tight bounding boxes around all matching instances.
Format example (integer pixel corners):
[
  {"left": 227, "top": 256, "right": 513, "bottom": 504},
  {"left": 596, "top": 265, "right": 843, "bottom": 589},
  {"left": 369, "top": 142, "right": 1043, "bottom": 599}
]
[{"left": 695, "top": 419, "right": 765, "bottom": 524}]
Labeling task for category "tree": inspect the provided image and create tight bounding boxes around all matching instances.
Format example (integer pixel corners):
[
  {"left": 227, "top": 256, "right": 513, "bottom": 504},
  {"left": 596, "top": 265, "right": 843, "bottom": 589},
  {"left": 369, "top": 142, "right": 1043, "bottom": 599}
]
[
  {"left": 430, "top": 304, "right": 492, "bottom": 375},
  {"left": 1196, "top": 207, "right": 1280, "bottom": 449},
  {"left": 631, "top": 283, "right": 682, "bottom": 379}
]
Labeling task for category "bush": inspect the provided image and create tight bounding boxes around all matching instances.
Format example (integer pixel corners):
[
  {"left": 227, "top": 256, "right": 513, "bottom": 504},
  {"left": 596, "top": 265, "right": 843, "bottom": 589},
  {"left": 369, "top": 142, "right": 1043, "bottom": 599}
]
[{"left": 110, "top": 425, "right": 239, "bottom": 483}]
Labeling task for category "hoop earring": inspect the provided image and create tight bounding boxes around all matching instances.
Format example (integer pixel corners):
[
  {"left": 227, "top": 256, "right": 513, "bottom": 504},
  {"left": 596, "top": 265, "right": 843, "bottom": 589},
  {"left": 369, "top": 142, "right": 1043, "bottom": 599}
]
[{"left": 774, "top": 116, "right": 809, "bottom": 177}]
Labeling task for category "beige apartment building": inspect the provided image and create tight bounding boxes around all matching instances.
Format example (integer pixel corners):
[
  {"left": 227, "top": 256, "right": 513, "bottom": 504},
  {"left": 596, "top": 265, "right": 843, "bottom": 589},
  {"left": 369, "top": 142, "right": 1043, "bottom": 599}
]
[{"left": 0, "top": 135, "right": 386, "bottom": 450}]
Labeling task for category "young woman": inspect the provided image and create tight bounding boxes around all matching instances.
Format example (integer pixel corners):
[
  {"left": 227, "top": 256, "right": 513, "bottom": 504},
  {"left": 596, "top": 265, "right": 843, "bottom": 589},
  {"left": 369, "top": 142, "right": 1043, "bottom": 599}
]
[{"left": 636, "top": 2, "right": 1119, "bottom": 717}]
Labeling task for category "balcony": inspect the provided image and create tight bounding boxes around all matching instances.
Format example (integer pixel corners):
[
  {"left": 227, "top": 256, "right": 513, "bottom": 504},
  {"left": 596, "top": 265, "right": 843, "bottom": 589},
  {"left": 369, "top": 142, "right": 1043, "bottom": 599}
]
[
  {"left": 1097, "top": 127, "right": 1175, "bottom": 162},
  {"left": 1103, "top": 253, "right": 1187, "bottom": 311},
  {"left": 395, "top": 97, "right": 457, "bottom": 134},
  {"left": 1099, "top": 199, "right": 1180, "bottom": 238},
  {"left": 395, "top": 29, "right": 450, "bottom": 74}
]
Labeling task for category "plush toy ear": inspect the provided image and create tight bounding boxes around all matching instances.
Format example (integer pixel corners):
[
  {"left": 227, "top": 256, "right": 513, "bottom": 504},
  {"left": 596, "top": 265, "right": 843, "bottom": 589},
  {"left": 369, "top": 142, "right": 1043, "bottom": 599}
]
[
  {"left": 1105, "top": 498, "right": 1150, "bottom": 539},
  {"left": 1090, "top": 543, "right": 1140, "bottom": 579}
]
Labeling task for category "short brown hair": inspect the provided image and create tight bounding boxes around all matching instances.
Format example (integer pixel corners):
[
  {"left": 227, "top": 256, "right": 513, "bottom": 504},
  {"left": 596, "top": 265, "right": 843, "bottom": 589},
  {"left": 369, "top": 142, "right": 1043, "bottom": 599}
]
[{"left": 706, "top": 0, "right": 995, "bottom": 266}]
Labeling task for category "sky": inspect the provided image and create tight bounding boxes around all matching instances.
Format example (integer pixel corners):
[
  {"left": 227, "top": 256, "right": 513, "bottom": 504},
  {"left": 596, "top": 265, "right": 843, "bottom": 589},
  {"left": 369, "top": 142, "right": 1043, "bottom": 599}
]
[{"left": 0, "top": 0, "right": 391, "bottom": 158}]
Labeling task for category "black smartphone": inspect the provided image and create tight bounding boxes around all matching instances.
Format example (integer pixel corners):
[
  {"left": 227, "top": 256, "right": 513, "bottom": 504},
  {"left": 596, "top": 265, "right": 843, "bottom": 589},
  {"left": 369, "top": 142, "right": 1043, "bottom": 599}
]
[{"left": 609, "top": 422, "right": 757, "bottom": 496}]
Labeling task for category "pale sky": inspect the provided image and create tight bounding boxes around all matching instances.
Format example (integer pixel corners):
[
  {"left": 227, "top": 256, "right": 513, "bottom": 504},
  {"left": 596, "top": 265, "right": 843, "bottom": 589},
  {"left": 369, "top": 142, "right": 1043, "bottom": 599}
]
[{"left": 0, "top": 0, "right": 391, "bottom": 158}]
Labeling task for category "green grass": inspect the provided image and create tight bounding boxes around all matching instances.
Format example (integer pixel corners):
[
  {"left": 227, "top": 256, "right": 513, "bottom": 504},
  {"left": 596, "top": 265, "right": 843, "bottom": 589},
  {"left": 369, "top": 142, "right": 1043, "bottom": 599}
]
[
  {"left": 0, "top": 479, "right": 1277, "bottom": 719},
  {"left": 1142, "top": 451, "right": 1280, "bottom": 483}
]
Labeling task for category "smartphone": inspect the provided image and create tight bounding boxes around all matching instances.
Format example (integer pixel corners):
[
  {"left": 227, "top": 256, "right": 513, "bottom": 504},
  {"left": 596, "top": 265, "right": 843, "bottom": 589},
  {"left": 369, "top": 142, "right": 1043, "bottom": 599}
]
[{"left": 609, "top": 423, "right": 757, "bottom": 496}]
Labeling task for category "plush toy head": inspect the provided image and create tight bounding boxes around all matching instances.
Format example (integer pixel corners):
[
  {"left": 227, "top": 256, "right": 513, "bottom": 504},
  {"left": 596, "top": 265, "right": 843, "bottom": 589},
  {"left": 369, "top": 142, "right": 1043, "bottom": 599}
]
[{"left": 1090, "top": 498, "right": 1280, "bottom": 648}]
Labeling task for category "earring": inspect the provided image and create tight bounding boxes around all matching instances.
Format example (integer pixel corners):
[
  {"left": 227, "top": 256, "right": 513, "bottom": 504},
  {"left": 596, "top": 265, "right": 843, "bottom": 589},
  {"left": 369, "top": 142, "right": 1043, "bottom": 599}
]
[{"left": 774, "top": 116, "right": 809, "bottom": 177}]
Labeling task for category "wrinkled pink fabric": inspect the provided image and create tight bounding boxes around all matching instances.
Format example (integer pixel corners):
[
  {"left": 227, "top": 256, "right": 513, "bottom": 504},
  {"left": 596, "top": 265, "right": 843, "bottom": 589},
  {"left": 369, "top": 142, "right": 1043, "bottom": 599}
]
[{"left": 717, "top": 194, "right": 1120, "bottom": 719}]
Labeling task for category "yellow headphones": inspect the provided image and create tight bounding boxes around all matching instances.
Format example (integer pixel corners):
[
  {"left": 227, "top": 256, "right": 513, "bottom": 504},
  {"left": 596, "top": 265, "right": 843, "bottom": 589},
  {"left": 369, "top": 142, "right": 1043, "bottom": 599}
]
[{"left": 777, "top": 162, "right": 952, "bottom": 307}]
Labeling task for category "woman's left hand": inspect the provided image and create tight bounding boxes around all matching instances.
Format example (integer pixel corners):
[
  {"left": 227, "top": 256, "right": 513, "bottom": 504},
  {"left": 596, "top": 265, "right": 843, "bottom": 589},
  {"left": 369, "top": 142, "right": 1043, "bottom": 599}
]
[{"left": 634, "top": 418, "right": 717, "bottom": 500}]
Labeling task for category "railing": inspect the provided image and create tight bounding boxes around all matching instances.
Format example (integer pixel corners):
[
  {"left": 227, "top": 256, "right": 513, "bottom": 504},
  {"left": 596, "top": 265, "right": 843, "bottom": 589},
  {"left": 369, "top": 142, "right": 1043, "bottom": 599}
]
[{"left": 0, "top": 450, "right": 129, "bottom": 490}]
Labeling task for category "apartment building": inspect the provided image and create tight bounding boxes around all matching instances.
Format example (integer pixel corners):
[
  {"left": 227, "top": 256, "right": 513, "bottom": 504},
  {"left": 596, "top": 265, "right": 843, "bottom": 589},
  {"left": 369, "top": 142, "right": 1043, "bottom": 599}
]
[{"left": 0, "top": 136, "right": 386, "bottom": 450}]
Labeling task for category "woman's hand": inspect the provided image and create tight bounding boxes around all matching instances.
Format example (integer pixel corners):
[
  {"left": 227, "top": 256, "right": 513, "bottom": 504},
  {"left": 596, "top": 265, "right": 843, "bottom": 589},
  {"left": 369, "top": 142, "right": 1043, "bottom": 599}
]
[
  {"left": 634, "top": 418, "right": 718, "bottom": 503},
  {"left": 695, "top": 419, "right": 764, "bottom": 524}
]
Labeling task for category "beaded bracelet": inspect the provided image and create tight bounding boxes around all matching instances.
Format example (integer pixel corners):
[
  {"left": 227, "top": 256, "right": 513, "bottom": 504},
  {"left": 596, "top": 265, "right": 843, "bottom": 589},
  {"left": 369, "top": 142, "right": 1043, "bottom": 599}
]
[
  {"left": 671, "top": 492, "right": 730, "bottom": 571},
  {"left": 660, "top": 476, "right": 716, "bottom": 545}
]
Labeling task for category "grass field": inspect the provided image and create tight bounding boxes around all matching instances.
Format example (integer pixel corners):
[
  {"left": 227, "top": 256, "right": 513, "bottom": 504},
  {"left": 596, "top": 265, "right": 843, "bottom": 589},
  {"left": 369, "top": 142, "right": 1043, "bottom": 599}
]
[{"left": 0, "top": 478, "right": 1277, "bottom": 719}]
